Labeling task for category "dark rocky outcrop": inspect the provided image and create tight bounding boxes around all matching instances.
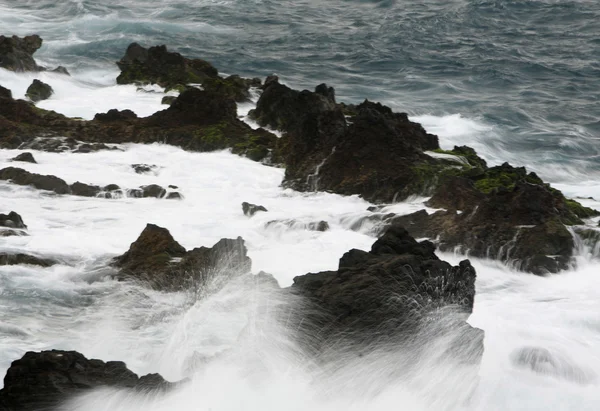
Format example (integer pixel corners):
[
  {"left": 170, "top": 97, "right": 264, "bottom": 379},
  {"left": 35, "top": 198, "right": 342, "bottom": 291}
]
[
  {"left": 0, "top": 82, "right": 277, "bottom": 162},
  {"left": 116, "top": 43, "right": 260, "bottom": 102},
  {"left": 0, "top": 167, "right": 179, "bottom": 199},
  {"left": 116, "top": 43, "right": 218, "bottom": 89},
  {"left": 0, "top": 350, "right": 175, "bottom": 411},
  {"left": 291, "top": 225, "right": 483, "bottom": 360},
  {"left": 10, "top": 152, "right": 36, "bottom": 163},
  {"left": 113, "top": 224, "right": 251, "bottom": 290},
  {"left": 0, "top": 253, "right": 56, "bottom": 267},
  {"left": 140, "top": 184, "right": 166, "bottom": 198},
  {"left": 0, "top": 35, "right": 43, "bottom": 72},
  {"left": 0, "top": 167, "right": 70, "bottom": 194},
  {"left": 385, "top": 160, "right": 598, "bottom": 274},
  {"left": 25, "top": 79, "right": 53, "bottom": 102},
  {"left": 0, "top": 211, "right": 26, "bottom": 229},
  {"left": 113, "top": 224, "right": 186, "bottom": 275},
  {"left": 242, "top": 202, "right": 267, "bottom": 217},
  {"left": 93, "top": 109, "right": 137, "bottom": 122},
  {"left": 251, "top": 80, "right": 440, "bottom": 201}
]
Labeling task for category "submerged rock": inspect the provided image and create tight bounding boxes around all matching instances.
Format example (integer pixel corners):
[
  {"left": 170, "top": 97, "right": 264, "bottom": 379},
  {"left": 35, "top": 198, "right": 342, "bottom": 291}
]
[
  {"left": 10, "top": 152, "right": 36, "bottom": 163},
  {"left": 25, "top": 79, "right": 53, "bottom": 102},
  {"left": 511, "top": 346, "right": 596, "bottom": 385},
  {"left": 0, "top": 350, "right": 175, "bottom": 411},
  {"left": 0, "top": 253, "right": 56, "bottom": 267},
  {"left": 242, "top": 202, "right": 267, "bottom": 217},
  {"left": 0, "top": 34, "right": 43, "bottom": 72},
  {"left": 265, "top": 219, "right": 330, "bottom": 232}
]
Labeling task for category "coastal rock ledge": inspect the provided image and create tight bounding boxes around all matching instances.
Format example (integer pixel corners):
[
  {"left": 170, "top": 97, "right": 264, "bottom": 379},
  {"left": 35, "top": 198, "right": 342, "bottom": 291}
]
[{"left": 0, "top": 350, "right": 175, "bottom": 411}]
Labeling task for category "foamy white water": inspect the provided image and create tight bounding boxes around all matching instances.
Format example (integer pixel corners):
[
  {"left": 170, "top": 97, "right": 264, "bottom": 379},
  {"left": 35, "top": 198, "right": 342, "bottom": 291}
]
[{"left": 1, "top": 67, "right": 600, "bottom": 411}]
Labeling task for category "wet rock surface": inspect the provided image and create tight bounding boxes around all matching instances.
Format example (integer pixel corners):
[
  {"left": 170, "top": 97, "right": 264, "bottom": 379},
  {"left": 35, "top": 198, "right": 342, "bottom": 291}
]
[
  {"left": 242, "top": 202, "right": 267, "bottom": 217},
  {"left": 0, "top": 350, "right": 176, "bottom": 411},
  {"left": 0, "top": 211, "right": 26, "bottom": 229},
  {"left": 25, "top": 79, "right": 53, "bottom": 102},
  {"left": 113, "top": 224, "right": 251, "bottom": 291},
  {"left": 290, "top": 225, "right": 483, "bottom": 361},
  {"left": 9, "top": 152, "right": 36, "bottom": 163},
  {"left": 0, "top": 253, "right": 57, "bottom": 267},
  {"left": 0, "top": 35, "right": 43, "bottom": 72}
]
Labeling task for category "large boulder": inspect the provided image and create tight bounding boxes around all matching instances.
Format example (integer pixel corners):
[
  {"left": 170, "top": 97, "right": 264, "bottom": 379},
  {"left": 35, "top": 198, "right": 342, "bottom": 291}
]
[
  {"left": 114, "top": 224, "right": 251, "bottom": 290},
  {"left": 0, "top": 35, "right": 42, "bottom": 72},
  {"left": 0, "top": 350, "right": 174, "bottom": 411},
  {"left": 25, "top": 79, "right": 53, "bottom": 102},
  {"left": 291, "top": 225, "right": 483, "bottom": 360}
]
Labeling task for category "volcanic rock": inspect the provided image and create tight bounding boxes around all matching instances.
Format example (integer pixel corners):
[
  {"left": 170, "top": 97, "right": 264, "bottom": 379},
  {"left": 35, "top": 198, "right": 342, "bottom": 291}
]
[
  {"left": 0, "top": 35, "right": 43, "bottom": 72},
  {"left": 0, "top": 211, "right": 26, "bottom": 229},
  {"left": 0, "top": 350, "right": 175, "bottom": 411},
  {"left": 291, "top": 225, "right": 483, "bottom": 361},
  {"left": 242, "top": 202, "right": 267, "bottom": 217},
  {"left": 10, "top": 152, "right": 36, "bottom": 163},
  {"left": 25, "top": 79, "right": 53, "bottom": 102}
]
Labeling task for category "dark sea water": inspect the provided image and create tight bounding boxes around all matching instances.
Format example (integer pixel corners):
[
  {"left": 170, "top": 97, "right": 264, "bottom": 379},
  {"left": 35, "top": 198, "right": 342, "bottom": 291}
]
[
  {"left": 2, "top": 0, "right": 600, "bottom": 182},
  {"left": 2, "top": 1, "right": 600, "bottom": 410}
]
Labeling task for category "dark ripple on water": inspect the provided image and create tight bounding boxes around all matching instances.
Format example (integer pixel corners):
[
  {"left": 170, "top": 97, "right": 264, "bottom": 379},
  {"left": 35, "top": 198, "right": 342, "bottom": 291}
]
[{"left": 3, "top": 0, "right": 600, "bottom": 181}]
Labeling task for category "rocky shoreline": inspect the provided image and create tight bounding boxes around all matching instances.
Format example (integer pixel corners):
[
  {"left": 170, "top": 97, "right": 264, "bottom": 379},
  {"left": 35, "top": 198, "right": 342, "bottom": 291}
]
[{"left": 0, "top": 34, "right": 597, "bottom": 409}]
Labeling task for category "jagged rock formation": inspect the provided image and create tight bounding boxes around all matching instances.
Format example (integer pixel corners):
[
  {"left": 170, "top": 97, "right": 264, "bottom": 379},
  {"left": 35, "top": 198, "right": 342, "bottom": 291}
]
[{"left": 113, "top": 224, "right": 251, "bottom": 290}]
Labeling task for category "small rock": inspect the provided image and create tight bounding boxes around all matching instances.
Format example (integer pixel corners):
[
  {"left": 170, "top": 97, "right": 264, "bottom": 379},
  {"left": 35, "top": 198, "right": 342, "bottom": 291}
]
[
  {"left": 166, "top": 192, "right": 182, "bottom": 200},
  {"left": 69, "top": 181, "right": 101, "bottom": 197},
  {"left": 11, "top": 152, "right": 37, "bottom": 163},
  {"left": 141, "top": 184, "right": 167, "bottom": 198},
  {"left": 242, "top": 202, "right": 267, "bottom": 217},
  {"left": 0, "top": 211, "right": 27, "bottom": 229},
  {"left": 25, "top": 79, "right": 53, "bottom": 102},
  {"left": 51, "top": 66, "right": 70, "bottom": 75},
  {"left": 103, "top": 184, "right": 120, "bottom": 191}
]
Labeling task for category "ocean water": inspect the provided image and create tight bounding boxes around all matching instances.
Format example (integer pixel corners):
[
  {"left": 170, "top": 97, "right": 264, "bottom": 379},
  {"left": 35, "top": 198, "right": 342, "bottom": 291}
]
[{"left": 1, "top": 0, "right": 600, "bottom": 410}]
